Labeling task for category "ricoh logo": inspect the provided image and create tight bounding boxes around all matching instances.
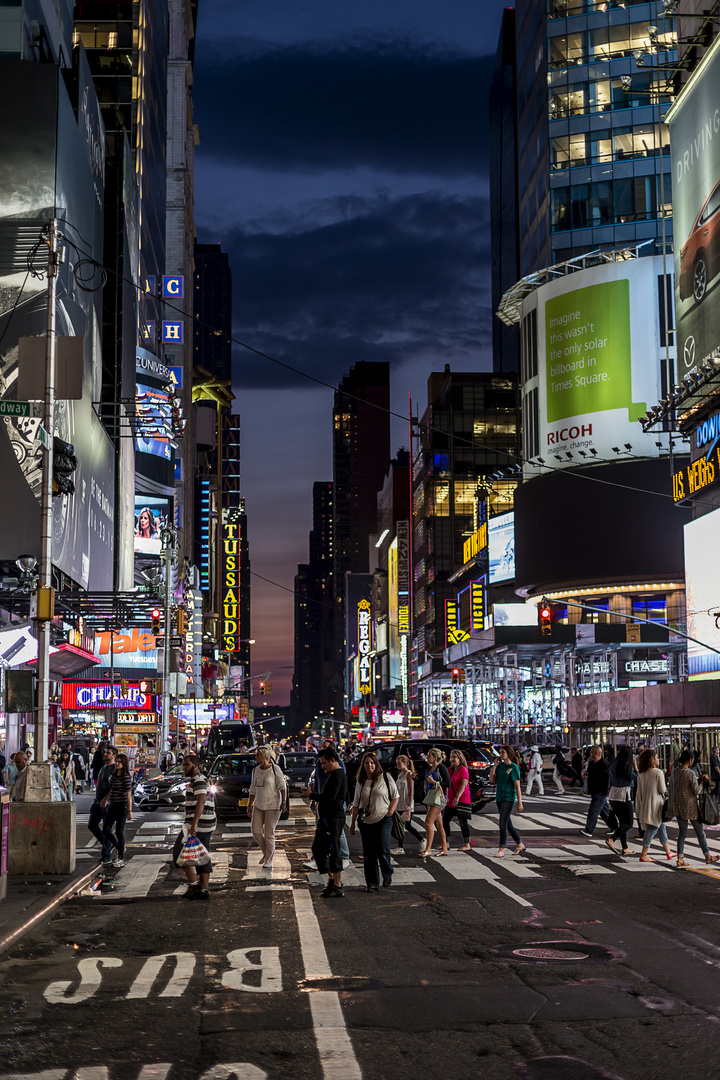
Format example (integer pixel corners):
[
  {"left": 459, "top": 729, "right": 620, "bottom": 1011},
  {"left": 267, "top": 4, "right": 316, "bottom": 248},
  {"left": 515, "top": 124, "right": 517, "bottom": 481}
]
[{"left": 547, "top": 424, "right": 592, "bottom": 444}]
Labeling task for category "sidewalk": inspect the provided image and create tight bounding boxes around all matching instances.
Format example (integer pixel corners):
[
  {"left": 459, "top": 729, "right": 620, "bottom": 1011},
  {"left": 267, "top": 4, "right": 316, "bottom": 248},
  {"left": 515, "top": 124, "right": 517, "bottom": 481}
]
[{"left": 0, "top": 791, "right": 102, "bottom": 957}]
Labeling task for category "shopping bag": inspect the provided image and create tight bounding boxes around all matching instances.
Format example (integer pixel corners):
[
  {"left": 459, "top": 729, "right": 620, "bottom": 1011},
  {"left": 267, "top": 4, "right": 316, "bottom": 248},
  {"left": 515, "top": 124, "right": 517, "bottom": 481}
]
[
  {"left": 391, "top": 810, "right": 405, "bottom": 844},
  {"left": 176, "top": 832, "right": 210, "bottom": 866},
  {"left": 699, "top": 789, "right": 720, "bottom": 827}
]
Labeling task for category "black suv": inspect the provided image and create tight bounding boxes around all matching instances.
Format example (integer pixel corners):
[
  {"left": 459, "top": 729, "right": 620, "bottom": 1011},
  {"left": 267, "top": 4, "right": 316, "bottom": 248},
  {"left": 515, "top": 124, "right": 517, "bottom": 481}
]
[
  {"left": 207, "top": 753, "right": 290, "bottom": 821},
  {"left": 346, "top": 739, "right": 495, "bottom": 809}
]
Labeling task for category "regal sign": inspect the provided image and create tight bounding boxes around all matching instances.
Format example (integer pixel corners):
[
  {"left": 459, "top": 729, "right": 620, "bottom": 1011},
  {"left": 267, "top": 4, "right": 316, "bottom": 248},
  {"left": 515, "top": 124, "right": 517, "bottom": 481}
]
[
  {"left": 222, "top": 508, "right": 242, "bottom": 652},
  {"left": 358, "top": 598, "right": 372, "bottom": 696}
]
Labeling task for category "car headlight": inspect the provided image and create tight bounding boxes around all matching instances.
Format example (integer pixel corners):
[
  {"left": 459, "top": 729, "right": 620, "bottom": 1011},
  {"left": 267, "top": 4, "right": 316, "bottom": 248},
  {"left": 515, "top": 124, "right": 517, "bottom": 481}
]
[
  {"left": 135, "top": 784, "right": 146, "bottom": 795},
  {"left": 168, "top": 782, "right": 188, "bottom": 794}
]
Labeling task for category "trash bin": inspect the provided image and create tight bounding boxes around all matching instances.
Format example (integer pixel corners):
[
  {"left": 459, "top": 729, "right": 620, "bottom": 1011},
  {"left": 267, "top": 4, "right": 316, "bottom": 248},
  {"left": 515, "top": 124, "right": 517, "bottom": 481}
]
[{"left": 0, "top": 787, "right": 8, "bottom": 900}]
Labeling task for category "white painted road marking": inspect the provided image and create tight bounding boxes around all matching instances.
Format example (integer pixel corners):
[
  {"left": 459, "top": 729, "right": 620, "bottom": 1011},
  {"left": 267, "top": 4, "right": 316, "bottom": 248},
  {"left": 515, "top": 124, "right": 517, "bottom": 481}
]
[
  {"left": 245, "top": 850, "right": 292, "bottom": 880},
  {"left": 126, "top": 953, "right": 196, "bottom": 999},
  {"left": 115, "top": 856, "right": 171, "bottom": 897},
  {"left": 291, "top": 888, "right": 362, "bottom": 1079},
  {"left": 223, "top": 947, "right": 282, "bottom": 993},
  {"left": 439, "top": 853, "right": 533, "bottom": 906},
  {"left": 44, "top": 958, "right": 123, "bottom": 1004}
]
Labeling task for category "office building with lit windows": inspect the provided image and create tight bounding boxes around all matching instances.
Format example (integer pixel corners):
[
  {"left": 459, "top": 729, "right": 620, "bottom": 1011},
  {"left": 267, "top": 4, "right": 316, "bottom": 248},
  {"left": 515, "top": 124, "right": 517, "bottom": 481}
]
[{"left": 511, "top": 0, "right": 677, "bottom": 278}]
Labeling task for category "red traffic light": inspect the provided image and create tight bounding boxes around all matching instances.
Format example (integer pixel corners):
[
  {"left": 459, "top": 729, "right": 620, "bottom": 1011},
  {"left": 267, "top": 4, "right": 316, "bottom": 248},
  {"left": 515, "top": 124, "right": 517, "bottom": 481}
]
[
  {"left": 540, "top": 606, "right": 550, "bottom": 620},
  {"left": 538, "top": 598, "right": 553, "bottom": 636},
  {"left": 151, "top": 608, "right": 161, "bottom": 620},
  {"left": 453, "top": 668, "right": 459, "bottom": 675}
]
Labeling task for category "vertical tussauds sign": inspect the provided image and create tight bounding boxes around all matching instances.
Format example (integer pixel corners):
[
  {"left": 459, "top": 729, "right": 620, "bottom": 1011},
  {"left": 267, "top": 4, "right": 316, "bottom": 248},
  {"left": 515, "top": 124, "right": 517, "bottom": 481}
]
[{"left": 222, "top": 507, "right": 242, "bottom": 652}]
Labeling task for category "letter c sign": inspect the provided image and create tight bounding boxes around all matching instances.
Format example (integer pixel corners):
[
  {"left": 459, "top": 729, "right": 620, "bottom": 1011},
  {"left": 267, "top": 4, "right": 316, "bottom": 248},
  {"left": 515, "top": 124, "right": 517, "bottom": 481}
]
[{"left": 162, "top": 276, "right": 183, "bottom": 298}]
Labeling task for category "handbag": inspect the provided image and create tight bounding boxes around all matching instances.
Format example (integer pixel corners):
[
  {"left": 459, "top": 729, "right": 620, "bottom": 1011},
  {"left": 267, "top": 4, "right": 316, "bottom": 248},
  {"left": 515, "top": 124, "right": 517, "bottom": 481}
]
[
  {"left": 661, "top": 793, "right": 671, "bottom": 822},
  {"left": 454, "top": 801, "right": 473, "bottom": 818},
  {"left": 699, "top": 788, "right": 720, "bottom": 826},
  {"left": 391, "top": 810, "right": 405, "bottom": 843},
  {"left": 423, "top": 786, "right": 444, "bottom": 808},
  {"left": 274, "top": 764, "right": 290, "bottom": 821}
]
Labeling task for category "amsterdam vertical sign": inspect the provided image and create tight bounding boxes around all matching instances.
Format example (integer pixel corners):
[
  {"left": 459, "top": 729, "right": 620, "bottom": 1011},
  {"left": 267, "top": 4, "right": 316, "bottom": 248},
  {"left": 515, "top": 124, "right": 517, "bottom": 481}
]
[{"left": 221, "top": 508, "right": 242, "bottom": 652}]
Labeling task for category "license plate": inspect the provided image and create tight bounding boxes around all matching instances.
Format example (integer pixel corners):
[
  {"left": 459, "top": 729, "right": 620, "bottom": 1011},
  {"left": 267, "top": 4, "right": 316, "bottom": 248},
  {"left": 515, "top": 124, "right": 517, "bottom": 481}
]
[{"left": 238, "top": 798, "right": 249, "bottom": 808}]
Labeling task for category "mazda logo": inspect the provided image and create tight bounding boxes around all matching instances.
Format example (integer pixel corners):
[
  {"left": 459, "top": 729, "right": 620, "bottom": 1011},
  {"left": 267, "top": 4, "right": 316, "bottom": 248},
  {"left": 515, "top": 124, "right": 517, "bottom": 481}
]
[{"left": 684, "top": 335, "right": 696, "bottom": 369}]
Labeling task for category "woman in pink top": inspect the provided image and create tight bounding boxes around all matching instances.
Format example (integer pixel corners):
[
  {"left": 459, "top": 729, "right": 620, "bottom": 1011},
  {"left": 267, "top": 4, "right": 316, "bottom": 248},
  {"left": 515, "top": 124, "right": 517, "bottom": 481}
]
[{"left": 442, "top": 749, "right": 472, "bottom": 851}]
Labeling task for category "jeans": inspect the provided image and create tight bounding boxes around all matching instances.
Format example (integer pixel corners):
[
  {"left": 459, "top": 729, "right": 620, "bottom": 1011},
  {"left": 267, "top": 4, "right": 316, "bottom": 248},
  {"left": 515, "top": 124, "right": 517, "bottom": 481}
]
[
  {"left": 585, "top": 793, "right": 608, "bottom": 835},
  {"left": 552, "top": 766, "right": 564, "bottom": 793},
  {"left": 88, "top": 800, "right": 110, "bottom": 860},
  {"left": 609, "top": 799, "right": 634, "bottom": 849},
  {"left": 251, "top": 807, "right": 281, "bottom": 864},
  {"left": 643, "top": 821, "right": 669, "bottom": 849},
  {"left": 442, "top": 804, "right": 471, "bottom": 842},
  {"left": 358, "top": 817, "right": 393, "bottom": 887},
  {"left": 312, "top": 815, "right": 346, "bottom": 874},
  {"left": 497, "top": 800, "right": 521, "bottom": 848},
  {"left": 102, "top": 803, "right": 128, "bottom": 859},
  {"left": 677, "top": 817, "right": 709, "bottom": 856},
  {"left": 526, "top": 768, "right": 544, "bottom": 795}
]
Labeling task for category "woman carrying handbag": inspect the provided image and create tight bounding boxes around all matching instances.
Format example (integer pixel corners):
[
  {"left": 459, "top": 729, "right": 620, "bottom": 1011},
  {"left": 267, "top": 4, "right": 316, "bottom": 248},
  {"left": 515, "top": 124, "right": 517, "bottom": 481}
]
[
  {"left": 442, "top": 749, "right": 473, "bottom": 851},
  {"left": 419, "top": 748, "right": 450, "bottom": 858},
  {"left": 668, "top": 749, "right": 720, "bottom": 867}
]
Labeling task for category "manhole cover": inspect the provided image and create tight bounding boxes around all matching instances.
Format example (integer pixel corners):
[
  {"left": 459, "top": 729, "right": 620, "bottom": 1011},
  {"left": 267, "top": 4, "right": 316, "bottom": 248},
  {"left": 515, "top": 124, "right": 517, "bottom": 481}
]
[
  {"left": 490, "top": 940, "right": 615, "bottom": 963},
  {"left": 512, "top": 947, "right": 589, "bottom": 961}
]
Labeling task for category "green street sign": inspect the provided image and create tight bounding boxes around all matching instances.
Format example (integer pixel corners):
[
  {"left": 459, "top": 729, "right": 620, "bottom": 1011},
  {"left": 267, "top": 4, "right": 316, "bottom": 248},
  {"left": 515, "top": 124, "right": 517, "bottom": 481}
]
[{"left": 0, "top": 400, "right": 41, "bottom": 418}]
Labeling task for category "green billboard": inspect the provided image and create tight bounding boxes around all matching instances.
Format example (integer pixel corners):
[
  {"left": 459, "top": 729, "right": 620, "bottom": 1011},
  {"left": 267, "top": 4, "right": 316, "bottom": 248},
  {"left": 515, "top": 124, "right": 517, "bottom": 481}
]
[{"left": 545, "top": 279, "right": 637, "bottom": 423}]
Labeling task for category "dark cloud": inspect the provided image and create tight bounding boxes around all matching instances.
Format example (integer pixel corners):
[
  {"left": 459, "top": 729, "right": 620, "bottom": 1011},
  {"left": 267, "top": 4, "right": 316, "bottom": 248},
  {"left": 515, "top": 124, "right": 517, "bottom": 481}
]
[
  {"left": 216, "top": 191, "right": 491, "bottom": 390},
  {"left": 194, "top": 37, "right": 490, "bottom": 176}
]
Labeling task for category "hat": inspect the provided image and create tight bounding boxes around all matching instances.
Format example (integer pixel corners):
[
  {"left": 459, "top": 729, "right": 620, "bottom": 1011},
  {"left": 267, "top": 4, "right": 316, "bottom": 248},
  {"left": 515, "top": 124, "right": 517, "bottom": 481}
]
[{"left": 530, "top": 745, "right": 539, "bottom": 753}]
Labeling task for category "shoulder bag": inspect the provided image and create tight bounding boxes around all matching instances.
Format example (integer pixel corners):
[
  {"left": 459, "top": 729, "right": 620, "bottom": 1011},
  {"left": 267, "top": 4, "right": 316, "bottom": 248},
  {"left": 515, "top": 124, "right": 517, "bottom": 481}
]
[{"left": 699, "top": 785, "right": 720, "bottom": 826}]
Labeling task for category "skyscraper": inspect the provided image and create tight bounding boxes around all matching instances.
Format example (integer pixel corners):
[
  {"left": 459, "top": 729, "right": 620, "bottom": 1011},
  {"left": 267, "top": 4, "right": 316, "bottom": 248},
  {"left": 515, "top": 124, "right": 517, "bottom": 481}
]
[
  {"left": 292, "top": 481, "right": 335, "bottom": 724},
  {"left": 193, "top": 242, "right": 232, "bottom": 381},
  {"left": 332, "top": 362, "right": 391, "bottom": 695}
]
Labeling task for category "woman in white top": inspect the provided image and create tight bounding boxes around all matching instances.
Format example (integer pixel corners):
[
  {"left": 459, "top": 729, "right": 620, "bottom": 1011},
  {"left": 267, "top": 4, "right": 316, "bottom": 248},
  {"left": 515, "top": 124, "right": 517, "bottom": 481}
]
[
  {"left": 394, "top": 755, "right": 426, "bottom": 853},
  {"left": 636, "top": 747, "right": 672, "bottom": 863},
  {"left": 350, "top": 753, "right": 399, "bottom": 891},
  {"left": 247, "top": 746, "right": 287, "bottom": 868}
]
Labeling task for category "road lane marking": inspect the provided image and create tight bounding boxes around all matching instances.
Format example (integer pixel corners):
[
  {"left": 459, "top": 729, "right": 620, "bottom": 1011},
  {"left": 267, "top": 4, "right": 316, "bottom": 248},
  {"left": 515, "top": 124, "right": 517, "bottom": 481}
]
[
  {"left": 223, "top": 947, "right": 282, "bottom": 992},
  {"left": 44, "top": 958, "right": 123, "bottom": 1004},
  {"left": 126, "top": 953, "right": 196, "bottom": 999},
  {"left": 439, "top": 853, "right": 534, "bottom": 906},
  {"left": 291, "top": 888, "right": 331, "bottom": 979},
  {"left": 474, "top": 853, "right": 541, "bottom": 878},
  {"left": 245, "top": 851, "right": 292, "bottom": 880},
  {"left": 115, "top": 857, "right": 171, "bottom": 897}
]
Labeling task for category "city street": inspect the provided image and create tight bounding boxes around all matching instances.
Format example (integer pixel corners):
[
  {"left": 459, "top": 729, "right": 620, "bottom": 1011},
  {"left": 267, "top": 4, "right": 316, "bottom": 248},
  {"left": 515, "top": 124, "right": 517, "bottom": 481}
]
[{"left": 2, "top": 794, "right": 720, "bottom": 1080}]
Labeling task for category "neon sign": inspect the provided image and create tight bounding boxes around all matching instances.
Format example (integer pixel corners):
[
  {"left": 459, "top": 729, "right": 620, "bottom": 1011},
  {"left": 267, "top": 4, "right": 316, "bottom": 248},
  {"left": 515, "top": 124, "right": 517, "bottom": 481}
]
[{"left": 358, "top": 598, "right": 372, "bottom": 696}]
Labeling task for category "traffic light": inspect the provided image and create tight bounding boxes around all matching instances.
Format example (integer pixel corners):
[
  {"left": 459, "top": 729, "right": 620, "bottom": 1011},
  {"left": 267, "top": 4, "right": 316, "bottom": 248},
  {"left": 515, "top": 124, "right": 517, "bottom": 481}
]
[
  {"left": 451, "top": 668, "right": 460, "bottom": 684},
  {"left": 151, "top": 608, "right": 161, "bottom": 635},
  {"left": 52, "top": 436, "right": 78, "bottom": 497},
  {"left": 258, "top": 680, "right": 266, "bottom": 695},
  {"left": 176, "top": 609, "right": 186, "bottom": 635},
  {"left": 120, "top": 679, "right": 129, "bottom": 695},
  {"left": 539, "top": 599, "right": 553, "bottom": 636}
]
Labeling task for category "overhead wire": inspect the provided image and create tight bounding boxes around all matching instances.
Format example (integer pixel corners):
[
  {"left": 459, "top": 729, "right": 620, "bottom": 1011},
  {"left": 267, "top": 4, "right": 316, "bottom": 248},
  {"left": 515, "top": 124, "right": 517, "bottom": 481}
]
[{"left": 56, "top": 221, "right": 684, "bottom": 505}]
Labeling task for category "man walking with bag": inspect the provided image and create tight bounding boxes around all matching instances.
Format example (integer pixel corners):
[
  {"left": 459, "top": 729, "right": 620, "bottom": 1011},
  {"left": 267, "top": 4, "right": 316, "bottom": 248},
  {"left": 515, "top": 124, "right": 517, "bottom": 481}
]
[
  {"left": 173, "top": 753, "right": 216, "bottom": 901},
  {"left": 525, "top": 746, "right": 544, "bottom": 796}
]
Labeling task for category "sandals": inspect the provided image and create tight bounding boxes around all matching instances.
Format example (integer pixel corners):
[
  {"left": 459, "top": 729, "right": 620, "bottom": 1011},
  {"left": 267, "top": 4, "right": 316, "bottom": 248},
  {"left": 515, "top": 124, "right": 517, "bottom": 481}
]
[
  {"left": 706, "top": 854, "right": 719, "bottom": 864},
  {"left": 494, "top": 850, "right": 505, "bottom": 858},
  {"left": 433, "top": 850, "right": 449, "bottom": 857},
  {"left": 605, "top": 838, "right": 617, "bottom": 853},
  {"left": 677, "top": 856, "right": 687, "bottom": 868},
  {"left": 514, "top": 844, "right": 526, "bottom": 855},
  {"left": 639, "top": 855, "right": 655, "bottom": 862}
]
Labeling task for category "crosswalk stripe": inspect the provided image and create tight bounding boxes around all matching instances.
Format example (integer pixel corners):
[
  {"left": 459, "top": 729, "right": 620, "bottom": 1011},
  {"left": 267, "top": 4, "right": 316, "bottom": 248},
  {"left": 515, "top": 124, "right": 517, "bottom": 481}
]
[
  {"left": 474, "top": 852, "right": 542, "bottom": 878},
  {"left": 115, "top": 855, "right": 171, "bottom": 897}
]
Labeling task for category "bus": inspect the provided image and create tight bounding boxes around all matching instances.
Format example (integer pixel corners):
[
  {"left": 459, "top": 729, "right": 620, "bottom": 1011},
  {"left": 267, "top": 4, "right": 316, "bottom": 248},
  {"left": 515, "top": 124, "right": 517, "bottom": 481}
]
[{"left": 207, "top": 720, "right": 254, "bottom": 759}]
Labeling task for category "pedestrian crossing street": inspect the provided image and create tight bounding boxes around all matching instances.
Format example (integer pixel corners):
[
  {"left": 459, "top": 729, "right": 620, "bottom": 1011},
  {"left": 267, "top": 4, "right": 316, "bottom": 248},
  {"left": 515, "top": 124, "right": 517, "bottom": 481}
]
[{"left": 73, "top": 796, "right": 720, "bottom": 904}]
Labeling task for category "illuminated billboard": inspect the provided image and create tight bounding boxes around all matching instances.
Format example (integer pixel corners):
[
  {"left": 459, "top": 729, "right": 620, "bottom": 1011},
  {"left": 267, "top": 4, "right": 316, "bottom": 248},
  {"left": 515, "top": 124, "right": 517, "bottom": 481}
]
[
  {"left": 136, "top": 382, "right": 172, "bottom": 460},
  {"left": 134, "top": 495, "right": 170, "bottom": 555},
  {"left": 684, "top": 506, "right": 720, "bottom": 680},
  {"left": 221, "top": 507, "right": 242, "bottom": 652},
  {"left": 667, "top": 38, "right": 720, "bottom": 371},
  {"left": 95, "top": 628, "right": 158, "bottom": 670},
  {"left": 488, "top": 512, "right": 515, "bottom": 583},
  {"left": 521, "top": 258, "right": 671, "bottom": 470}
]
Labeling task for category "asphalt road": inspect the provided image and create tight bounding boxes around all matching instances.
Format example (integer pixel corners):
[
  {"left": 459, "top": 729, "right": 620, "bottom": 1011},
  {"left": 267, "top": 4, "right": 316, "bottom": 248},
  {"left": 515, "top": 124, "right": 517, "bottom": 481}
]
[{"left": 2, "top": 790, "right": 720, "bottom": 1080}]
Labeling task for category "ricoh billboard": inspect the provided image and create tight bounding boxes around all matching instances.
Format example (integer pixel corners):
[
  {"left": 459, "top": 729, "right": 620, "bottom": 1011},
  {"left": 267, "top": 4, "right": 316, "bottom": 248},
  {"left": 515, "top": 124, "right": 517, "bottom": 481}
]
[
  {"left": 667, "top": 36, "right": 720, "bottom": 372},
  {"left": 521, "top": 258, "right": 671, "bottom": 471}
]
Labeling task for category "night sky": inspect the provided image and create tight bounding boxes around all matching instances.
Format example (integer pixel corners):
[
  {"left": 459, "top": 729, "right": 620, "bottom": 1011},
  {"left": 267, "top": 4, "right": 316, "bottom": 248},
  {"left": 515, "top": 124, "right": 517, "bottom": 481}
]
[{"left": 193, "top": 0, "right": 511, "bottom": 703}]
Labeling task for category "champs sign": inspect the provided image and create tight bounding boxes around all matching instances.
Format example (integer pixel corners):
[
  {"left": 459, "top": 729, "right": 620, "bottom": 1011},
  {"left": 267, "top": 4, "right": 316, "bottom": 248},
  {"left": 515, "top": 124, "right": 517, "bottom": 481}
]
[{"left": 222, "top": 507, "right": 242, "bottom": 652}]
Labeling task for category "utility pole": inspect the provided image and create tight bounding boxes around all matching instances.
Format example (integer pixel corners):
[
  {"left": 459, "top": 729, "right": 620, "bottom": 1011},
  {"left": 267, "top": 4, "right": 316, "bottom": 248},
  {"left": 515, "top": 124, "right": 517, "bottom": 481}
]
[
  {"left": 34, "top": 218, "right": 60, "bottom": 774},
  {"left": 160, "top": 526, "right": 175, "bottom": 752}
]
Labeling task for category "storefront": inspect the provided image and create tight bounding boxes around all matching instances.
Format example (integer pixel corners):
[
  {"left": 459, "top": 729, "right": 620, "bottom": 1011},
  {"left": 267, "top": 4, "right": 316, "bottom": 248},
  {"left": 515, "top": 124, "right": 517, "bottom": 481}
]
[{"left": 61, "top": 681, "right": 157, "bottom": 764}]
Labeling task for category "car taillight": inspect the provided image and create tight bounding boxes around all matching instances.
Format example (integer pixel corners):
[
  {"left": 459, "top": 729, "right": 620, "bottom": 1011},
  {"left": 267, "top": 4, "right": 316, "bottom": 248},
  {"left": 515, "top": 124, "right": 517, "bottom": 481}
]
[{"left": 469, "top": 761, "right": 489, "bottom": 768}]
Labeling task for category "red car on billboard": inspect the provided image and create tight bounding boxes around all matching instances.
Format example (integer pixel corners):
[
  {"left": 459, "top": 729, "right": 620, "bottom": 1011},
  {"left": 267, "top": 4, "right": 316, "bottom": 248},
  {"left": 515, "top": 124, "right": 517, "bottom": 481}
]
[{"left": 679, "top": 178, "right": 720, "bottom": 303}]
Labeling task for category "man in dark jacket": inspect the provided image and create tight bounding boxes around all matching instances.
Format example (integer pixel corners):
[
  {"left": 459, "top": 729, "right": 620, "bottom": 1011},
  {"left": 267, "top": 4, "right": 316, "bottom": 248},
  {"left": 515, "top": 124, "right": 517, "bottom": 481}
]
[
  {"left": 580, "top": 745, "right": 610, "bottom": 837},
  {"left": 302, "top": 746, "right": 348, "bottom": 898},
  {"left": 88, "top": 745, "right": 117, "bottom": 863}
]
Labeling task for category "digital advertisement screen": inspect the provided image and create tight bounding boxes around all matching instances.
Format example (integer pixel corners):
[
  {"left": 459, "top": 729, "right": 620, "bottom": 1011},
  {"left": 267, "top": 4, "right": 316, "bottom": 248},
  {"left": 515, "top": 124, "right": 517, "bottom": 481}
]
[
  {"left": 684, "top": 506, "right": 720, "bottom": 680},
  {"left": 526, "top": 257, "right": 668, "bottom": 470},
  {"left": 488, "top": 512, "right": 515, "bottom": 583},
  {"left": 492, "top": 603, "right": 537, "bottom": 627},
  {"left": 668, "top": 38, "right": 720, "bottom": 372},
  {"left": 136, "top": 382, "right": 172, "bottom": 460},
  {"left": 134, "top": 495, "right": 170, "bottom": 555}
]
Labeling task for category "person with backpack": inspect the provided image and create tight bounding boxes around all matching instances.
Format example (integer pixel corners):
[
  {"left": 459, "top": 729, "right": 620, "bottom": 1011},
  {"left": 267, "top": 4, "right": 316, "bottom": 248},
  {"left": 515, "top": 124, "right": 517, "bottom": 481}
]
[
  {"left": 349, "top": 752, "right": 399, "bottom": 891},
  {"left": 525, "top": 746, "right": 544, "bottom": 796}
]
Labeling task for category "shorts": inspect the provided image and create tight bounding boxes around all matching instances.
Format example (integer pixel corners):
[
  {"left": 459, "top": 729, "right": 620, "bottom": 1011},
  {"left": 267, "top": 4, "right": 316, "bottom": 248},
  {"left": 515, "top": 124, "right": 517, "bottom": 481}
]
[{"left": 173, "top": 829, "right": 213, "bottom": 874}]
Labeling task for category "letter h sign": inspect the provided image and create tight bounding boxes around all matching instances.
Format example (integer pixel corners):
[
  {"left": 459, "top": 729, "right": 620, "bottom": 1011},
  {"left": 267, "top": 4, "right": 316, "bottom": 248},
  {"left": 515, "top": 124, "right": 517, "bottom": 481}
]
[{"left": 162, "top": 321, "right": 184, "bottom": 343}]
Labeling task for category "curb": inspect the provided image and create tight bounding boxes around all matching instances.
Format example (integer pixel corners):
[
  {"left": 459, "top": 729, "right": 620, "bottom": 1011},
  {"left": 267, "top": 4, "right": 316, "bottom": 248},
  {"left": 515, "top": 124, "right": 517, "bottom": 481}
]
[{"left": 0, "top": 861, "right": 103, "bottom": 959}]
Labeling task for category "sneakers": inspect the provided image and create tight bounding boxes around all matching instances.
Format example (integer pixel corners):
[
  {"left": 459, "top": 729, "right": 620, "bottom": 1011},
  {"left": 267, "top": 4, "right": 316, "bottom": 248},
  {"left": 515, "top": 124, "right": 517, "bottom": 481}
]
[
  {"left": 183, "top": 883, "right": 201, "bottom": 899},
  {"left": 578, "top": 829, "right": 593, "bottom": 838},
  {"left": 112, "top": 858, "right": 125, "bottom": 867},
  {"left": 196, "top": 888, "right": 210, "bottom": 901},
  {"left": 418, "top": 838, "right": 428, "bottom": 854},
  {"left": 321, "top": 884, "right": 344, "bottom": 898}
]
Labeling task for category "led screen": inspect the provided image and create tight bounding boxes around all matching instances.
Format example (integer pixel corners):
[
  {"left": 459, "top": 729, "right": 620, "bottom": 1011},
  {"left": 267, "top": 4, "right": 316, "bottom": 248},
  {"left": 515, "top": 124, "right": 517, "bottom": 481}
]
[
  {"left": 684, "top": 506, "right": 720, "bottom": 680},
  {"left": 488, "top": 512, "right": 515, "bottom": 583},
  {"left": 136, "top": 382, "right": 172, "bottom": 460},
  {"left": 134, "top": 495, "right": 170, "bottom": 555}
]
